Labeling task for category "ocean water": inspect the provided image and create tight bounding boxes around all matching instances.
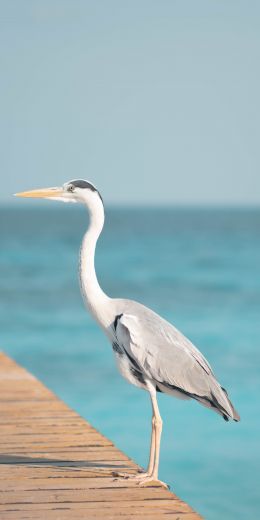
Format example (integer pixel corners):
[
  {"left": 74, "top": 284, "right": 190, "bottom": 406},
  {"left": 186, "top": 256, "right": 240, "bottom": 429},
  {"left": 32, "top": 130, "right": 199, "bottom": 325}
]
[{"left": 1, "top": 205, "right": 259, "bottom": 519}]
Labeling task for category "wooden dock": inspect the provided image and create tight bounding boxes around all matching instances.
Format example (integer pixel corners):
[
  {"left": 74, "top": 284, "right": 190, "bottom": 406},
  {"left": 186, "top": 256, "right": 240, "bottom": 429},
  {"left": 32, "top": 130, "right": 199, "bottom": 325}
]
[{"left": 0, "top": 353, "right": 202, "bottom": 519}]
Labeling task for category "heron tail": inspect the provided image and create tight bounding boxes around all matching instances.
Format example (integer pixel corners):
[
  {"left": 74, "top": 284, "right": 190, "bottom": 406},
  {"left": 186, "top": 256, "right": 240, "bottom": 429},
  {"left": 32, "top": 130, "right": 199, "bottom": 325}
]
[
  {"left": 219, "top": 386, "right": 240, "bottom": 422},
  {"left": 210, "top": 382, "right": 240, "bottom": 422}
]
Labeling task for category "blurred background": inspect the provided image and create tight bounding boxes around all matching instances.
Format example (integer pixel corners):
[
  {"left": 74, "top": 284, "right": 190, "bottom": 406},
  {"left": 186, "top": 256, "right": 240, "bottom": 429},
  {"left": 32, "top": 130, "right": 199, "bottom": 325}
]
[{"left": 1, "top": 2, "right": 259, "bottom": 519}]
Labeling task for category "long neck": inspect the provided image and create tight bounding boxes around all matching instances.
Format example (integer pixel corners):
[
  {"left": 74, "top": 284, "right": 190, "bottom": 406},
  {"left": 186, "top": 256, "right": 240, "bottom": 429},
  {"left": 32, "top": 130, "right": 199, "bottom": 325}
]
[{"left": 79, "top": 199, "right": 110, "bottom": 326}]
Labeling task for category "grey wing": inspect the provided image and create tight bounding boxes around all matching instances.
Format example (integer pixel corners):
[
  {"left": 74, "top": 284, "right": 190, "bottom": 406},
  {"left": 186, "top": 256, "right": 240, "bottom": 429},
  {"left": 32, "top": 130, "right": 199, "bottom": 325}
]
[{"left": 115, "top": 308, "right": 239, "bottom": 422}]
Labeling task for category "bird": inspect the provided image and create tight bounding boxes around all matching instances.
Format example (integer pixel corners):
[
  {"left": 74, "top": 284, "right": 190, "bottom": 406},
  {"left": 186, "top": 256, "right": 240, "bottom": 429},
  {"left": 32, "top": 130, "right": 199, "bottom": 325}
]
[{"left": 15, "top": 179, "right": 240, "bottom": 488}]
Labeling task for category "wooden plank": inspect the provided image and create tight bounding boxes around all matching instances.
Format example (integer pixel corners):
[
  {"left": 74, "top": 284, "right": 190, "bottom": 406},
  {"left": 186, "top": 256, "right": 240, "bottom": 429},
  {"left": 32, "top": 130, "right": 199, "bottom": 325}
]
[
  {"left": 0, "top": 353, "right": 202, "bottom": 519},
  {"left": 0, "top": 509, "right": 199, "bottom": 518}
]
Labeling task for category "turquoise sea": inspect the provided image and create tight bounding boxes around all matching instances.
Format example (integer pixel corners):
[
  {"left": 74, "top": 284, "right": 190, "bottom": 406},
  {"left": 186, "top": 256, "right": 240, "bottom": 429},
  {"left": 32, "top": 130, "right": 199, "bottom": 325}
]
[{"left": 1, "top": 205, "right": 259, "bottom": 519}]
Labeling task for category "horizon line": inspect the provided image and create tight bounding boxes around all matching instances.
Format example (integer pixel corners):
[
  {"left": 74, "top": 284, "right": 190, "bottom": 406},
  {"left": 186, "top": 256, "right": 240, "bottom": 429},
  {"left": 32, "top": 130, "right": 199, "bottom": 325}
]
[{"left": 0, "top": 201, "right": 259, "bottom": 210}]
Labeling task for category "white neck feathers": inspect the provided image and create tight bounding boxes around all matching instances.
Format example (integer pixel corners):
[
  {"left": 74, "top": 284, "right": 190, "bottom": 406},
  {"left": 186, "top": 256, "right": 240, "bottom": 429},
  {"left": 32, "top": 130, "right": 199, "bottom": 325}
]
[{"left": 79, "top": 195, "right": 110, "bottom": 326}]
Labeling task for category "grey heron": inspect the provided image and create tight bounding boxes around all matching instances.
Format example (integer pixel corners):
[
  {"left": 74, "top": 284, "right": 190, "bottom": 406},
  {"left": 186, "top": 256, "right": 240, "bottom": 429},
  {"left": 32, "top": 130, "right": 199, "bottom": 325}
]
[{"left": 15, "top": 180, "right": 240, "bottom": 488}]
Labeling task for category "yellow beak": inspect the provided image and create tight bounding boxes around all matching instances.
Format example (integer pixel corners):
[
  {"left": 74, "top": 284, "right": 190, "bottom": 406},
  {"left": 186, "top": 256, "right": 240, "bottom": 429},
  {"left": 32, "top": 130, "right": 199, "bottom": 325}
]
[{"left": 14, "top": 187, "right": 64, "bottom": 198}]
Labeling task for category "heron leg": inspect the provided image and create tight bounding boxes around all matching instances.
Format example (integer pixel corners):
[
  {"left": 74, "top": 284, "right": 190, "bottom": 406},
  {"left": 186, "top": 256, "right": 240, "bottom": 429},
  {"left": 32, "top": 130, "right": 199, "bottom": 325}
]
[
  {"left": 112, "top": 397, "right": 156, "bottom": 481},
  {"left": 125, "top": 393, "right": 157, "bottom": 480},
  {"left": 113, "top": 384, "right": 168, "bottom": 488},
  {"left": 114, "top": 403, "right": 156, "bottom": 481},
  {"left": 146, "top": 412, "right": 156, "bottom": 474},
  {"left": 138, "top": 384, "right": 168, "bottom": 489}
]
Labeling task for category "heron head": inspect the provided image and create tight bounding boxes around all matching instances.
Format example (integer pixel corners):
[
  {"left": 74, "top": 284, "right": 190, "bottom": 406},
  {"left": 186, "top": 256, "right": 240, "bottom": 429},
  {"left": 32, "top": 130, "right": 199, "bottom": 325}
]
[{"left": 15, "top": 179, "right": 103, "bottom": 206}]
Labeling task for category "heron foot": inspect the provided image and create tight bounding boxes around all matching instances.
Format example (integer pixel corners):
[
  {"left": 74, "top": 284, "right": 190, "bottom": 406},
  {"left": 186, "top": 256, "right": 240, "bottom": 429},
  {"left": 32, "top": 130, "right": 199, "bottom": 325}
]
[
  {"left": 112, "top": 469, "right": 148, "bottom": 481},
  {"left": 138, "top": 476, "right": 169, "bottom": 489},
  {"left": 127, "top": 471, "right": 150, "bottom": 480},
  {"left": 112, "top": 471, "right": 138, "bottom": 479}
]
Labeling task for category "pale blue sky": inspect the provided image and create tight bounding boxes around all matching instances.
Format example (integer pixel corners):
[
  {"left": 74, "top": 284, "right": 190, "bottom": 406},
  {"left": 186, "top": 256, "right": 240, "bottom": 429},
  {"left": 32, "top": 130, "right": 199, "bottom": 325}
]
[{"left": 0, "top": 1, "right": 259, "bottom": 205}]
